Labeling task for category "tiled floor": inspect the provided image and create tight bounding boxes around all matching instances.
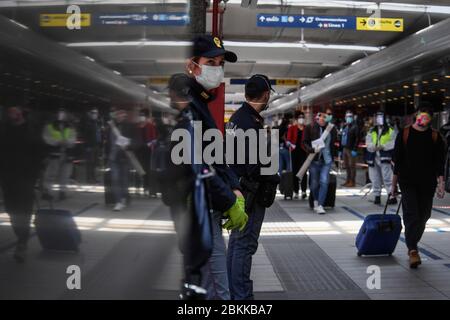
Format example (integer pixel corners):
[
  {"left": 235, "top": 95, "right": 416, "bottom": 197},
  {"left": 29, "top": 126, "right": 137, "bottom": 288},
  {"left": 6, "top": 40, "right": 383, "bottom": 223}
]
[{"left": 0, "top": 171, "right": 449, "bottom": 300}]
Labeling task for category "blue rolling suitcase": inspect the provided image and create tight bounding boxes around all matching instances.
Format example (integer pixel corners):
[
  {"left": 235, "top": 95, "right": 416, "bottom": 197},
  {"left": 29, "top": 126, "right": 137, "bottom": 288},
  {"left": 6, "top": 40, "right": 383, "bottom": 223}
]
[
  {"left": 35, "top": 201, "right": 81, "bottom": 252},
  {"left": 356, "top": 195, "right": 402, "bottom": 257}
]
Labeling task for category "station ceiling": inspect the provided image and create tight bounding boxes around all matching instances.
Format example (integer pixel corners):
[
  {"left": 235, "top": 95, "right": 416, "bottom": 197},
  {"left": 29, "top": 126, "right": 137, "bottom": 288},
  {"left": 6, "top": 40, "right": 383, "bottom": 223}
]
[{"left": 0, "top": 0, "right": 449, "bottom": 111}]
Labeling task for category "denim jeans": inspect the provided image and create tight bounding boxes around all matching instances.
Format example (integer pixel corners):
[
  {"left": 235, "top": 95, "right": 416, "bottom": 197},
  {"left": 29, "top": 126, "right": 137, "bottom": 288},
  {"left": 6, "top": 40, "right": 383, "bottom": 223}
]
[
  {"left": 110, "top": 160, "right": 129, "bottom": 203},
  {"left": 278, "top": 146, "right": 291, "bottom": 173},
  {"left": 227, "top": 201, "right": 266, "bottom": 300},
  {"left": 309, "top": 160, "right": 332, "bottom": 206},
  {"left": 201, "top": 210, "right": 230, "bottom": 300}
]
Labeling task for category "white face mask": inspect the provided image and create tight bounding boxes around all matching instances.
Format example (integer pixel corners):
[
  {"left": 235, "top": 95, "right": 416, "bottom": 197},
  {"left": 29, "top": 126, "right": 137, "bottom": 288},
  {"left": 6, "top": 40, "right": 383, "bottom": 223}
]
[
  {"left": 90, "top": 112, "right": 98, "bottom": 120},
  {"left": 376, "top": 115, "right": 384, "bottom": 126},
  {"left": 193, "top": 62, "right": 224, "bottom": 90},
  {"left": 139, "top": 116, "right": 146, "bottom": 123},
  {"left": 58, "top": 112, "right": 66, "bottom": 121},
  {"left": 298, "top": 118, "right": 305, "bottom": 125}
]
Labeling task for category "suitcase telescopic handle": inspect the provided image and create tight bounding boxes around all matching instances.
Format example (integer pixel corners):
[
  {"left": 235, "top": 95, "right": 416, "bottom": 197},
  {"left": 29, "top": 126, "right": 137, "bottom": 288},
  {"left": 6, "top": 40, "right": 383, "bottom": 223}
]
[{"left": 381, "top": 193, "right": 402, "bottom": 221}]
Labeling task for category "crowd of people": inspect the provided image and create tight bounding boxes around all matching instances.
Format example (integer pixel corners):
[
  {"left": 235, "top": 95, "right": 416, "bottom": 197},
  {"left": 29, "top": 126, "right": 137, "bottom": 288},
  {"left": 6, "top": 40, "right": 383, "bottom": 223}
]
[{"left": 0, "top": 34, "right": 449, "bottom": 298}]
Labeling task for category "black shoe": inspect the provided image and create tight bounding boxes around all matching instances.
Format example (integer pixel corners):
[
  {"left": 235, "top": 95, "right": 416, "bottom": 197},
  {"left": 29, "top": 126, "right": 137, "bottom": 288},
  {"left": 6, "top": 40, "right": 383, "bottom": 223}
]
[
  {"left": 374, "top": 196, "right": 381, "bottom": 205},
  {"left": 179, "top": 283, "right": 207, "bottom": 300},
  {"left": 13, "top": 244, "right": 27, "bottom": 263},
  {"left": 41, "top": 192, "right": 53, "bottom": 201},
  {"left": 301, "top": 192, "right": 307, "bottom": 199},
  {"left": 387, "top": 197, "right": 398, "bottom": 205}
]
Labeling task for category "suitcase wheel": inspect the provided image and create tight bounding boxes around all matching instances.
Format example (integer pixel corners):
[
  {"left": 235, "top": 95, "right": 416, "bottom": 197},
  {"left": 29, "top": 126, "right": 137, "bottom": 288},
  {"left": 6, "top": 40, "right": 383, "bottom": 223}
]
[{"left": 357, "top": 252, "right": 362, "bottom": 257}]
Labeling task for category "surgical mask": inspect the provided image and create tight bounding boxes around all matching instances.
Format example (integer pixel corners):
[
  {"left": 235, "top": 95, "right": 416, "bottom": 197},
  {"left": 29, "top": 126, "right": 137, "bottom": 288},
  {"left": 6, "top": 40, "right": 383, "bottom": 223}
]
[
  {"left": 346, "top": 116, "right": 353, "bottom": 124},
  {"left": 90, "top": 112, "right": 98, "bottom": 120},
  {"left": 58, "top": 111, "right": 66, "bottom": 121},
  {"left": 416, "top": 113, "right": 431, "bottom": 127},
  {"left": 325, "top": 115, "right": 333, "bottom": 123},
  {"left": 298, "top": 118, "right": 305, "bottom": 125},
  {"left": 193, "top": 61, "right": 224, "bottom": 90},
  {"left": 139, "top": 116, "right": 146, "bottom": 122},
  {"left": 376, "top": 115, "right": 384, "bottom": 126}
]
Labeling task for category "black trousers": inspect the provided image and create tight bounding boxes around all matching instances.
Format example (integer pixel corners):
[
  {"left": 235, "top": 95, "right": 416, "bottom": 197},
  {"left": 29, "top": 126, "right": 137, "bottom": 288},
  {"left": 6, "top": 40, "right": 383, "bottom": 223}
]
[
  {"left": 400, "top": 183, "right": 435, "bottom": 252},
  {"left": 1, "top": 176, "right": 35, "bottom": 245},
  {"left": 292, "top": 151, "right": 307, "bottom": 194}
]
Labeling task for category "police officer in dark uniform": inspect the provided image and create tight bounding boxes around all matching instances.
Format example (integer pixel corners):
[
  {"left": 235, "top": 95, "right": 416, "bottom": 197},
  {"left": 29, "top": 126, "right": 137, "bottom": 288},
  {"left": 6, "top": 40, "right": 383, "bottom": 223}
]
[
  {"left": 226, "top": 74, "right": 279, "bottom": 300},
  {"left": 182, "top": 35, "right": 248, "bottom": 300}
]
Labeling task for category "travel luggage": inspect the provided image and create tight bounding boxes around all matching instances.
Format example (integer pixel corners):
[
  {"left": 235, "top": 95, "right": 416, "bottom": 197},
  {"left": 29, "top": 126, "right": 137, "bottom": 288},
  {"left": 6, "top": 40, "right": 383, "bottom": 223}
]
[
  {"left": 309, "top": 173, "right": 337, "bottom": 208},
  {"left": 35, "top": 202, "right": 81, "bottom": 252},
  {"left": 280, "top": 151, "right": 294, "bottom": 200},
  {"left": 355, "top": 195, "right": 402, "bottom": 257}
]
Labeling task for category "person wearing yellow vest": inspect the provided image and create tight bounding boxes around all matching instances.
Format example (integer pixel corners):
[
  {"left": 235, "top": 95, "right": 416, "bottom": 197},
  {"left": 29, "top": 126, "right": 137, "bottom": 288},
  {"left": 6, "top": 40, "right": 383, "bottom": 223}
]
[
  {"left": 365, "top": 111, "right": 397, "bottom": 205},
  {"left": 42, "top": 108, "right": 77, "bottom": 201}
]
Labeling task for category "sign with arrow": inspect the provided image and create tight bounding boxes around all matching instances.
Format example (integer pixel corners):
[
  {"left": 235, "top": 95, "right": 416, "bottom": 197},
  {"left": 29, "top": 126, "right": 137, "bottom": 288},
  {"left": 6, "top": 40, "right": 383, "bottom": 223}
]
[
  {"left": 95, "top": 13, "right": 189, "bottom": 26},
  {"left": 257, "top": 14, "right": 356, "bottom": 30},
  {"left": 257, "top": 14, "right": 403, "bottom": 32},
  {"left": 356, "top": 17, "right": 403, "bottom": 32}
]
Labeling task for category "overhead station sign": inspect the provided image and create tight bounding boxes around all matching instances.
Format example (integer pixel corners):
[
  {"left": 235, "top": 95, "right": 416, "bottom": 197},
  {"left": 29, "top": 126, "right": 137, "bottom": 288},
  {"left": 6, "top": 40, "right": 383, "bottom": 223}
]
[
  {"left": 257, "top": 14, "right": 355, "bottom": 30},
  {"left": 95, "top": 13, "right": 189, "bottom": 26},
  {"left": 40, "top": 13, "right": 91, "bottom": 27},
  {"left": 230, "top": 78, "right": 299, "bottom": 86},
  {"left": 40, "top": 12, "right": 188, "bottom": 27},
  {"left": 257, "top": 14, "right": 403, "bottom": 32},
  {"left": 356, "top": 17, "right": 403, "bottom": 32}
]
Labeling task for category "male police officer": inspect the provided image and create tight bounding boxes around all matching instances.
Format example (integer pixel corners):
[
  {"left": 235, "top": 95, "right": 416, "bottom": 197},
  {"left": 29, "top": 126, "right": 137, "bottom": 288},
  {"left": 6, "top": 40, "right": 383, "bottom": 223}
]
[
  {"left": 226, "top": 74, "right": 279, "bottom": 300},
  {"left": 365, "top": 111, "right": 397, "bottom": 205}
]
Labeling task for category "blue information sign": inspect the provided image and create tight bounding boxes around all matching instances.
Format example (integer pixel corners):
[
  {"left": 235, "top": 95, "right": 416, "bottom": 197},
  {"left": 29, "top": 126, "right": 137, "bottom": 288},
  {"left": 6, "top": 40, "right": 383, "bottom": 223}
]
[
  {"left": 257, "top": 14, "right": 356, "bottom": 30},
  {"left": 95, "top": 13, "right": 189, "bottom": 26}
]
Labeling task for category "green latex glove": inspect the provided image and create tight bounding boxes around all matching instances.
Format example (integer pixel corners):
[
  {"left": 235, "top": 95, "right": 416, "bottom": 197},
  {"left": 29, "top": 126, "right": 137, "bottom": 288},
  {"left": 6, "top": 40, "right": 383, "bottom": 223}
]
[{"left": 223, "top": 196, "right": 248, "bottom": 231}]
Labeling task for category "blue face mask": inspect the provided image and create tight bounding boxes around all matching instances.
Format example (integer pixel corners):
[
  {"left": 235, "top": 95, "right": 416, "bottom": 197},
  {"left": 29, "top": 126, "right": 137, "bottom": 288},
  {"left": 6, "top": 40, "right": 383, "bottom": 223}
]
[{"left": 346, "top": 117, "right": 353, "bottom": 124}]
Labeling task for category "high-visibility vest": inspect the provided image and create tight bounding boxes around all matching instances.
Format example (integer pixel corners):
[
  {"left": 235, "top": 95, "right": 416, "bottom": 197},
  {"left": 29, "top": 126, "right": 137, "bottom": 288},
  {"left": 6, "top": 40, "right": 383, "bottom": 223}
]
[
  {"left": 47, "top": 124, "right": 73, "bottom": 141},
  {"left": 366, "top": 127, "right": 394, "bottom": 166}
]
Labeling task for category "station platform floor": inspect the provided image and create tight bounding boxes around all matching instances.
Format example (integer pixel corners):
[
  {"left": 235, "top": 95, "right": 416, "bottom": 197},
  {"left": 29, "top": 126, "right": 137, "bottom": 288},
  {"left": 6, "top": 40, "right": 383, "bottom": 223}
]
[{"left": 1, "top": 170, "right": 449, "bottom": 300}]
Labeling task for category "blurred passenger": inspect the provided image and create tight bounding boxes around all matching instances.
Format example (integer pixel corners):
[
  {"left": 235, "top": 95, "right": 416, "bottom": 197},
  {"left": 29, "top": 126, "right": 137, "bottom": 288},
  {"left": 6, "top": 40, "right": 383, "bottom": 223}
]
[
  {"left": 163, "top": 73, "right": 206, "bottom": 299},
  {"left": 227, "top": 74, "right": 279, "bottom": 300},
  {"left": 184, "top": 35, "right": 247, "bottom": 299},
  {"left": 273, "top": 116, "right": 290, "bottom": 174},
  {"left": 392, "top": 105, "right": 446, "bottom": 268},
  {"left": 302, "top": 112, "right": 337, "bottom": 214},
  {"left": 365, "top": 111, "right": 397, "bottom": 205},
  {"left": 106, "top": 109, "right": 139, "bottom": 211},
  {"left": 440, "top": 119, "right": 450, "bottom": 192},
  {"left": 136, "top": 109, "right": 157, "bottom": 196},
  {"left": 341, "top": 110, "right": 359, "bottom": 187},
  {"left": 287, "top": 112, "right": 308, "bottom": 199},
  {"left": 0, "top": 106, "right": 44, "bottom": 262},
  {"left": 42, "top": 108, "right": 77, "bottom": 200},
  {"left": 80, "top": 107, "right": 102, "bottom": 184}
]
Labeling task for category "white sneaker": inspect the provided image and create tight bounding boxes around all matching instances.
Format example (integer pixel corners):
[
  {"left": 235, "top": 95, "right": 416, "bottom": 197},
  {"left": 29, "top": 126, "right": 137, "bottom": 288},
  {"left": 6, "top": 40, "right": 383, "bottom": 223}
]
[
  {"left": 113, "top": 202, "right": 124, "bottom": 211},
  {"left": 315, "top": 205, "right": 326, "bottom": 215},
  {"left": 313, "top": 200, "right": 319, "bottom": 209}
]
